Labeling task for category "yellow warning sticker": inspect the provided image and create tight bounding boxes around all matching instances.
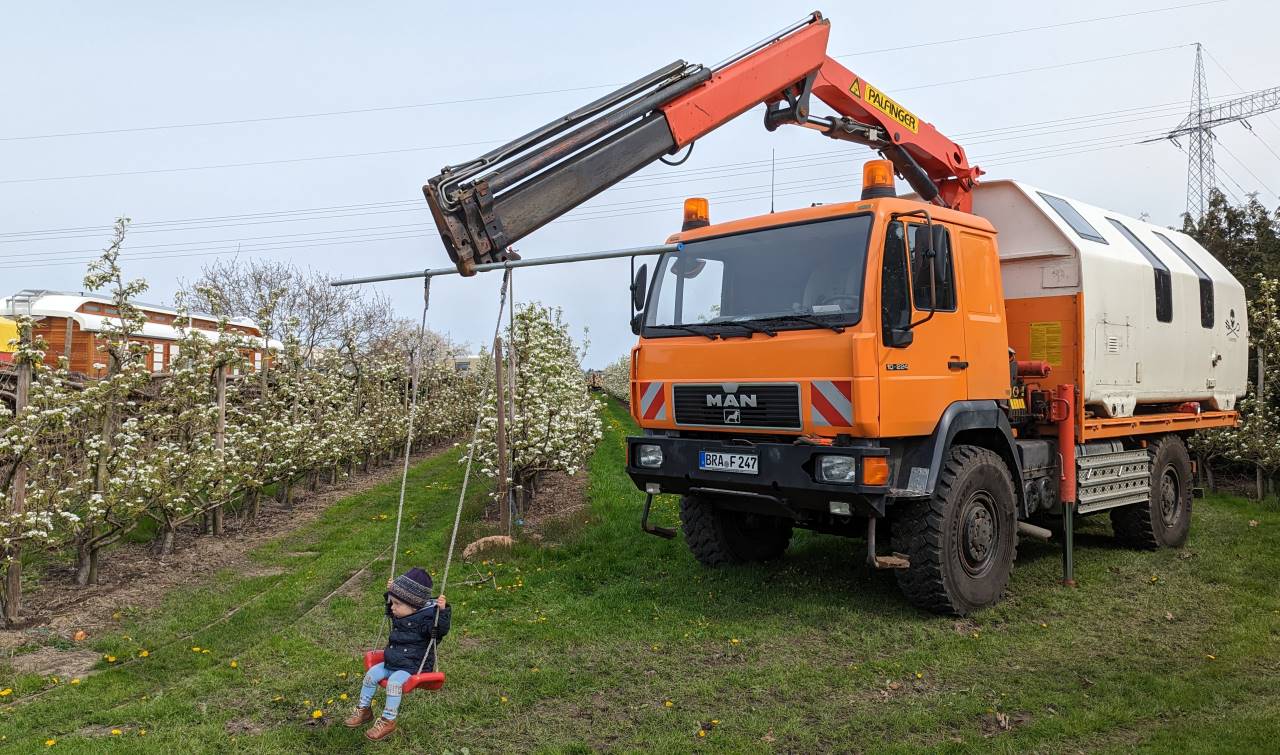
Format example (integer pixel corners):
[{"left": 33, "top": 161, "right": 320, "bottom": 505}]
[
  {"left": 1029, "top": 321, "right": 1064, "bottom": 368},
  {"left": 864, "top": 84, "right": 919, "bottom": 134},
  {"left": 1010, "top": 397, "right": 1027, "bottom": 410},
  {"left": 849, "top": 76, "right": 863, "bottom": 98}
]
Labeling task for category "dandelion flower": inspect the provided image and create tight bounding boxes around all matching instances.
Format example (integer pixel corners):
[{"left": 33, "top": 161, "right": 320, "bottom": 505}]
[
  {"left": 664, "top": 700, "right": 674, "bottom": 708},
  {"left": 139, "top": 650, "right": 149, "bottom": 658},
  {"left": 339, "top": 693, "right": 348, "bottom": 701},
  {"left": 139, "top": 730, "right": 147, "bottom": 736},
  {"left": 70, "top": 679, "right": 81, "bottom": 685},
  {"left": 111, "top": 729, "right": 121, "bottom": 736},
  {"left": 915, "top": 672, "right": 923, "bottom": 679},
  {"left": 500, "top": 696, "right": 508, "bottom": 703},
  {"left": 311, "top": 710, "right": 324, "bottom": 719},
  {"left": 191, "top": 646, "right": 201, "bottom": 653},
  {"left": 698, "top": 730, "right": 706, "bottom": 738},
  {"left": 229, "top": 660, "right": 238, "bottom": 668},
  {"left": 0, "top": 688, "right": 11, "bottom": 696},
  {"left": 104, "top": 655, "right": 117, "bottom": 663},
  {"left": 45, "top": 739, "right": 56, "bottom": 747},
  {"left": 729, "top": 638, "right": 740, "bottom": 645}
]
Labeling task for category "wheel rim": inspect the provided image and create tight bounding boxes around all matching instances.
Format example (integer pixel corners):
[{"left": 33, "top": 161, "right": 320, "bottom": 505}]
[
  {"left": 1157, "top": 465, "right": 1181, "bottom": 529},
  {"left": 959, "top": 491, "right": 1000, "bottom": 578}
]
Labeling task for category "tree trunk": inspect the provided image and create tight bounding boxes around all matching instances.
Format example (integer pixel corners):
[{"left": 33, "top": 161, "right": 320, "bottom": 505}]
[
  {"left": 75, "top": 541, "right": 93, "bottom": 587},
  {"left": 250, "top": 489, "right": 261, "bottom": 520},
  {"left": 154, "top": 524, "right": 176, "bottom": 557},
  {"left": 1205, "top": 458, "right": 1216, "bottom": 493}
]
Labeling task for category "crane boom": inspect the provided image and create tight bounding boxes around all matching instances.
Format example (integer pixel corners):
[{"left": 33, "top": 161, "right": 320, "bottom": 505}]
[{"left": 423, "top": 11, "right": 980, "bottom": 275}]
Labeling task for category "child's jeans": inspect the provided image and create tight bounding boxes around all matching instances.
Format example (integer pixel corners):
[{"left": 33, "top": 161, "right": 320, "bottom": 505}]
[{"left": 359, "top": 663, "right": 412, "bottom": 720}]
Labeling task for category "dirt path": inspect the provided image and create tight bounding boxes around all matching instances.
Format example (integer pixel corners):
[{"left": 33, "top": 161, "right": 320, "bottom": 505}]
[{"left": 1, "top": 445, "right": 452, "bottom": 657}]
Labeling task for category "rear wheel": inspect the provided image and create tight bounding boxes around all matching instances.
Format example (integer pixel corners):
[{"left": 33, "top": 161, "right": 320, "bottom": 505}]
[
  {"left": 1111, "top": 434, "right": 1192, "bottom": 549},
  {"left": 892, "top": 445, "right": 1017, "bottom": 616},
  {"left": 680, "top": 494, "right": 793, "bottom": 566}
]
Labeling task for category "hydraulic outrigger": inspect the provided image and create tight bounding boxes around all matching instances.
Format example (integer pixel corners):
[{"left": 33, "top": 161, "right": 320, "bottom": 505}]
[{"left": 422, "top": 11, "right": 982, "bottom": 276}]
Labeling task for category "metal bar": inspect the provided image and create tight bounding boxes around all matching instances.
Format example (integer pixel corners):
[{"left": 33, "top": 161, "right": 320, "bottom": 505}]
[
  {"left": 330, "top": 242, "right": 676, "bottom": 287},
  {"left": 433, "top": 60, "right": 691, "bottom": 206}
]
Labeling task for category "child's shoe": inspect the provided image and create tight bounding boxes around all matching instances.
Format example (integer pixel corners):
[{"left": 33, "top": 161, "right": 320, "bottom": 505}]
[
  {"left": 366, "top": 716, "right": 397, "bottom": 741},
  {"left": 343, "top": 707, "right": 373, "bottom": 728}
]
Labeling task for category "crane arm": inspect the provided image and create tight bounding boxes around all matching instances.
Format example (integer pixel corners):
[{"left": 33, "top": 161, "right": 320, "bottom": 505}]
[{"left": 424, "top": 12, "right": 980, "bottom": 275}]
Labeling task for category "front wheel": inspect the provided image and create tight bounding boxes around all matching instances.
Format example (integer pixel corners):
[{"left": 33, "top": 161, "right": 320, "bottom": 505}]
[
  {"left": 891, "top": 445, "right": 1018, "bottom": 616},
  {"left": 680, "top": 494, "right": 793, "bottom": 566}
]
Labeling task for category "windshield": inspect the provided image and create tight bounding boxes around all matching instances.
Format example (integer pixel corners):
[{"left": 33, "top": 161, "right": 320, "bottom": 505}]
[{"left": 643, "top": 214, "right": 873, "bottom": 335}]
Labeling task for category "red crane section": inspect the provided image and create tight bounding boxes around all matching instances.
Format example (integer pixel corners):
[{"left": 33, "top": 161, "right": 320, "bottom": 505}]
[{"left": 424, "top": 12, "right": 980, "bottom": 276}]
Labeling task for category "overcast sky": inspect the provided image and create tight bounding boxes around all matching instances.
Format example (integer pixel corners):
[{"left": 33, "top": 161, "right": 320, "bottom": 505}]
[{"left": 4, "top": 0, "right": 1279, "bottom": 367}]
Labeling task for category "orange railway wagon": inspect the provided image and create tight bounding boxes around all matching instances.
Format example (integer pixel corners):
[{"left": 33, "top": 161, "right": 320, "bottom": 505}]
[{"left": 0, "top": 290, "right": 278, "bottom": 376}]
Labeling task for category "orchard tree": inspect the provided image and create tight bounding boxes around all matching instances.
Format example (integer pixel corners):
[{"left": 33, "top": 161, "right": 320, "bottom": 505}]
[{"left": 472, "top": 303, "right": 603, "bottom": 511}]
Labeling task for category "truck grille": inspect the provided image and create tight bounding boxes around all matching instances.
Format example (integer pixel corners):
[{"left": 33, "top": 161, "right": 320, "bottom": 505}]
[{"left": 672, "top": 383, "right": 802, "bottom": 430}]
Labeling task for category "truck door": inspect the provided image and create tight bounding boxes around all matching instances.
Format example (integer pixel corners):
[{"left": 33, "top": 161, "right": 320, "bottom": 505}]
[{"left": 878, "top": 220, "right": 968, "bottom": 437}]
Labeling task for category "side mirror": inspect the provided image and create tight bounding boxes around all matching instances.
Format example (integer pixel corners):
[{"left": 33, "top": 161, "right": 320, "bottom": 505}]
[
  {"left": 630, "top": 312, "right": 643, "bottom": 335},
  {"left": 930, "top": 224, "right": 948, "bottom": 260},
  {"left": 887, "top": 328, "right": 914, "bottom": 348},
  {"left": 631, "top": 263, "right": 648, "bottom": 312}
]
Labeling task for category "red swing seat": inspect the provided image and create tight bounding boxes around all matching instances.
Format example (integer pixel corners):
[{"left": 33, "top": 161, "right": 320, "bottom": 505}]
[{"left": 363, "top": 650, "right": 446, "bottom": 692}]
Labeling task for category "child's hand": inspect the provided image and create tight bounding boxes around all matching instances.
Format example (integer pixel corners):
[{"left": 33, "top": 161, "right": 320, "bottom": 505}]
[{"left": 436, "top": 594, "right": 447, "bottom": 609}]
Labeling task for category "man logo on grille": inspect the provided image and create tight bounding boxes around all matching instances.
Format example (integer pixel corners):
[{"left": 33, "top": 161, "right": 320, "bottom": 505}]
[{"left": 724, "top": 408, "right": 741, "bottom": 424}]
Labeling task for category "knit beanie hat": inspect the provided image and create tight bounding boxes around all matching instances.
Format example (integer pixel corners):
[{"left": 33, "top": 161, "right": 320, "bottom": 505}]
[{"left": 389, "top": 567, "right": 433, "bottom": 609}]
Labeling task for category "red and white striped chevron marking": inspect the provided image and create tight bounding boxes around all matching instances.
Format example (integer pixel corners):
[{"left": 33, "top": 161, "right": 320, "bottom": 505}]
[
  {"left": 810, "top": 380, "right": 853, "bottom": 427},
  {"left": 638, "top": 381, "right": 667, "bottom": 421}
]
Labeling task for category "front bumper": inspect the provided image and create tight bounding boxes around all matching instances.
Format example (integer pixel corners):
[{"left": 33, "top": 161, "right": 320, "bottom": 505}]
[{"left": 625, "top": 435, "right": 890, "bottom": 518}]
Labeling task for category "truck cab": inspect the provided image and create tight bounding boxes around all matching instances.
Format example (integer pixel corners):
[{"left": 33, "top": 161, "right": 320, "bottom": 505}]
[{"left": 627, "top": 161, "right": 1008, "bottom": 512}]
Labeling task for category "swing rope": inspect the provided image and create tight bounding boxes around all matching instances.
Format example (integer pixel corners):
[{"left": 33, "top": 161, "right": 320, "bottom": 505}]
[
  {"left": 377, "top": 271, "right": 512, "bottom": 678},
  {"left": 388, "top": 277, "right": 432, "bottom": 584}
]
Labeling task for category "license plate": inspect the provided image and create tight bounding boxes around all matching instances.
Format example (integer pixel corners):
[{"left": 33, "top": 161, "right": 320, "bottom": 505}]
[{"left": 699, "top": 451, "right": 758, "bottom": 474}]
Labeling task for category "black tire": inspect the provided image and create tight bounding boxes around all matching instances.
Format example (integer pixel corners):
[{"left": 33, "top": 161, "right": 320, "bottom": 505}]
[
  {"left": 679, "top": 494, "right": 793, "bottom": 566},
  {"left": 891, "top": 445, "right": 1018, "bottom": 616},
  {"left": 1111, "top": 434, "right": 1192, "bottom": 549}
]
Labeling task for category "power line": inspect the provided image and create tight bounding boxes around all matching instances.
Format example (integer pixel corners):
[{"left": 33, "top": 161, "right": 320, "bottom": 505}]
[
  {"left": 834, "top": 1, "right": 1223, "bottom": 56},
  {"left": 1, "top": 45, "right": 1194, "bottom": 186},
  {"left": 0, "top": 2, "right": 1221, "bottom": 144},
  {"left": 1216, "top": 140, "right": 1279, "bottom": 200}
]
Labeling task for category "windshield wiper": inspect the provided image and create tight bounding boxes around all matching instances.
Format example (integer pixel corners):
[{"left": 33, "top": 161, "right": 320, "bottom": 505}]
[
  {"left": 652, "top": 324, "right": 720, "bottom": 340},
  {"left": 719, "top": 320, "right": 778, "bottom": 338},
  {"left": 751, "top": 314, "right": 846, "bottom": 333}
]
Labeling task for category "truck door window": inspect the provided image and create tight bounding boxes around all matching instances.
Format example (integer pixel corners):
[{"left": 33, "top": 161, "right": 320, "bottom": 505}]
[
  {"left": 1153, "top": 231, "right": 1214, "bottom": 329},
  {"left": 882, "top": 222, "right": 912, "bottom": 344},
  {"left": 1107, "top": 218, "right": 1173, "bottom": 323},
  {"left": 906, "top": 223, "right": 957, "bottom": 311}
]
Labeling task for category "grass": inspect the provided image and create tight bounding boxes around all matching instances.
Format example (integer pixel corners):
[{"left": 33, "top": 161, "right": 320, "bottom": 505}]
[{"left": 2, "top": 400, "right": 1279, "bottom": 752}]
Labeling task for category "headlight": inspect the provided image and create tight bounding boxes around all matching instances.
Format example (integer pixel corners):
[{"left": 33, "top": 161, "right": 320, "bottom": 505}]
[
  {"left": 637, "top": 444, "right": 664, "bottom": 468},
  {"left": 817, "top": 455, "right": 857, "bottom": 484}
]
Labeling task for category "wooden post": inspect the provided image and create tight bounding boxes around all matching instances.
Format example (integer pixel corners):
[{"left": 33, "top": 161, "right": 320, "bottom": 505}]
[
  {"left": 212, "top": 366, "right": 226, "bottom": 535},
  {"left": 494, "top": 335, "right": 510, "bottom": 535},
  {"left": 62, "top": 318, "right": 73, "bottom": 363},
  {"left": 4, "top": 324, "right": 32, "bottom": 625},
  {"left": 1257, "top": 346, "right": 1266, "bottom": 500}
]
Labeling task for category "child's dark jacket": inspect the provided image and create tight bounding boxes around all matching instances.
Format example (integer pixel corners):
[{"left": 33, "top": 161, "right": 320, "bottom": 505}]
[{"left": 383, "top": 594, "right": 451, "bottom": 673}]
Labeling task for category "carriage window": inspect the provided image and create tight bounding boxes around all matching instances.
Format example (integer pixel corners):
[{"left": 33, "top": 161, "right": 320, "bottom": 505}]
[
  {"left": 1108, "top": 219, "right": 1173, "bottom": 323},
  {"left": 1038, "top": 192, "right": 1108, "bottom": 244},
  {"left": 1154, "top": 231, "right": 1214, "bottom": 329}
]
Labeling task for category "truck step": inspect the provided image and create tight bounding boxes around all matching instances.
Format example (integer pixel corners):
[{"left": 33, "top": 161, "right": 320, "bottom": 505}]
[
  {"left": 872, "top": 553, "right": 910, "bottom": 570},
  {"left": 1076, "top": 446, "right": 1151, "bottom": 514}
]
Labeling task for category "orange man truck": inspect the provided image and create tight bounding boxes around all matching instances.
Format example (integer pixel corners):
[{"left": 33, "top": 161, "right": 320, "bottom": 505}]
[{"left": 422, "top": 13, "right": 1246, "bottom": 614}]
